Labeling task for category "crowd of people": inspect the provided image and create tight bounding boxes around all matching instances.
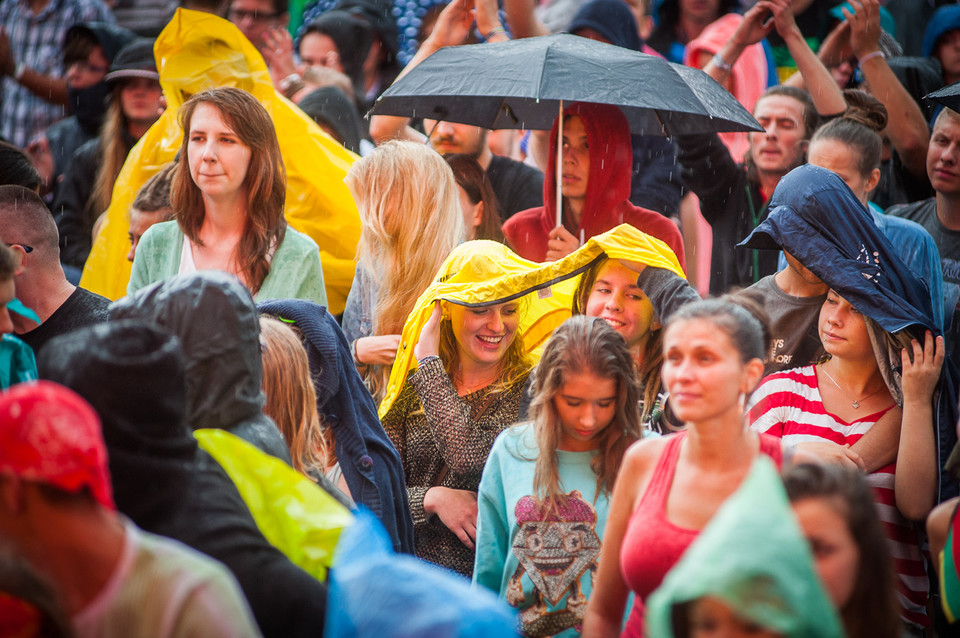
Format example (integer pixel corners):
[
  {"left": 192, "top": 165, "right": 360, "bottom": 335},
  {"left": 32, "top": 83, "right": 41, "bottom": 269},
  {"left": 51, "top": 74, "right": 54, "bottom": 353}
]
[{"left": 3, "top": 0, "right": 960, "bottom": 635}]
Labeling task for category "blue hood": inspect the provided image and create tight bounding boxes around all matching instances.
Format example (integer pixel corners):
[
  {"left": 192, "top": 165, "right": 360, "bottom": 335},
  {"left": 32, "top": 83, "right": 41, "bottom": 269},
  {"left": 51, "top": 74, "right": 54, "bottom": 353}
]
[
  {"left": 740, "top": 164, "right": 959, "bottom": 501},
  {"left": 568, "top": 0, "right": 643, "bottom": 51},
  {"left": 923, "top": 5, "right": 960, "bottom": 58},
  {"left": 740, "top": 165, "right": 936, "bottom": 335}
]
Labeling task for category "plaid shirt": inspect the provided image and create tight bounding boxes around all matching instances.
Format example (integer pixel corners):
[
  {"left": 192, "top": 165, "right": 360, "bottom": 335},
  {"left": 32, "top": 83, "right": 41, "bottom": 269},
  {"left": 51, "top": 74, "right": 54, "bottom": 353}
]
[{"left": 0, "top": 0, "right": 114, "bottom": 148}]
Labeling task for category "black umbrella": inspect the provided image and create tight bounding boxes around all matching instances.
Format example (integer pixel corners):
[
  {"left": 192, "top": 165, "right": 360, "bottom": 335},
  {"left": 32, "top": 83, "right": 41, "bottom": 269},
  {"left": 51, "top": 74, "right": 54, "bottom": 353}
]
[
  {"left": 927, "top": 81, "right": 960, "bottom": 112},
  {"left": 368, "top": 33, "right": 763, "bottom": 136}
]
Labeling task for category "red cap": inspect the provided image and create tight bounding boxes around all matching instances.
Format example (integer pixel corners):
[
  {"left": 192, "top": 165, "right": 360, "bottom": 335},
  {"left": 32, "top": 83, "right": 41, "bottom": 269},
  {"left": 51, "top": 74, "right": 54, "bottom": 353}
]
[{"left": 0, "top": 381, "right": 114, "bottom": 510}]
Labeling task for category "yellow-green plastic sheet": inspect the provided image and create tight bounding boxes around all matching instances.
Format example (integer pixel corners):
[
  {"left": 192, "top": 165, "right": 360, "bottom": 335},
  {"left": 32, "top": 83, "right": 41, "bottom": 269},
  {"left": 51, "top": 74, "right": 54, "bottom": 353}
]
[
  {"left": 80, "top": 8, "right": 361, "bottom": 314},
  {"left": 194, "top": 428, "right": 354, "bottom": 581},
  {"left": 379, "top": 223, "right": 685, "bottom": 419}
]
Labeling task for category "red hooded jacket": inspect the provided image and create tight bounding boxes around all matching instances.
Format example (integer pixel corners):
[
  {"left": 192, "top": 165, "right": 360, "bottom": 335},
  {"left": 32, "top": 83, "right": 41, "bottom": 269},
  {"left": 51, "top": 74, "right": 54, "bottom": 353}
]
[{"left": 502, "top": 102, "right": 685, "bottom": 268}]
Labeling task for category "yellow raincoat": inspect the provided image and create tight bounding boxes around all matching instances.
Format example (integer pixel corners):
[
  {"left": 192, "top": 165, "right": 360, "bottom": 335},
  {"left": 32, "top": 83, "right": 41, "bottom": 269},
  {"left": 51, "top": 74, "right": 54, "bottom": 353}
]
[
  {"left": 79, "top": 8, "right": 361, "bottom": 313},
  {"left": 378, "top": 224, "right": 685, "bottom": 418}
]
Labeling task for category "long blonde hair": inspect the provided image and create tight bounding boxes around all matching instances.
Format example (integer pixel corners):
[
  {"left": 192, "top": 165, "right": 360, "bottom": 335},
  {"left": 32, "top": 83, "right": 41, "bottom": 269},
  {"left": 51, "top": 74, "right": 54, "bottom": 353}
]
[
  {"left": 527, "top": 316, "right": 642, "bottom": 510},
  {"left": 87, "top": 96, "right": 130, "bottom": 226},
  {"left": 259, "top": 316, "right": 328, "bottom": 475},
  {"left": 345, "top": 140, "right": 465, "bottom": 401}
]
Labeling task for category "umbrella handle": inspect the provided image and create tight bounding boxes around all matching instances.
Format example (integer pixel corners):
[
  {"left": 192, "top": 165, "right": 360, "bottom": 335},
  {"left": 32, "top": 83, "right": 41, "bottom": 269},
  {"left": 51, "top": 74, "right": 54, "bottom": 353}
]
[{"left": 555, "top": 99, "right": 563, "bottom": 230}]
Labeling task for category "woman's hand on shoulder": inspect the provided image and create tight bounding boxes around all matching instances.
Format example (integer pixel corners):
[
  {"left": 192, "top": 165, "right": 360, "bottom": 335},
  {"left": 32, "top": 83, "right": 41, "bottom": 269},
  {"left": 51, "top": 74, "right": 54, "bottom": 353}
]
[
  {"left": 414, "top": 301, "right": 443, "bottom": 361},
  {"left": 901, "top": 331, "right": 944, "bottom": 405},
  {"left": 355, "top": 335, "right": 402, "bottom": 366},
  {"left": 424, "top": 486, "right": 478, "bottom": 549},
  {"left": 791, "top": 441, "right": 866, "bottom": 471}
]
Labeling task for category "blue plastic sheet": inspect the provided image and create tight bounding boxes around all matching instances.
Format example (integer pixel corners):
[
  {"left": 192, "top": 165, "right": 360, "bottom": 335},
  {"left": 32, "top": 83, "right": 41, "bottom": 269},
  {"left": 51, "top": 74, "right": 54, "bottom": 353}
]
[{"left": 326, "top": 508, "right": 519, "bottom": 638}]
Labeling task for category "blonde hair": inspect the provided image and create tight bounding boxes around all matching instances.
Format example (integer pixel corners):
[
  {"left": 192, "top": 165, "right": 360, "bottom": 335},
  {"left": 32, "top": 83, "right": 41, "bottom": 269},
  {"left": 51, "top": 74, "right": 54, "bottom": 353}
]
[
  {"left": 87, "top": 97, "right": 129, "bottom": 226},
  {"left": 259, "top": 316, "right": 328, "bottom": 474},
  {"left": 345, "top": 140, "right": 465, "bottom": 401},
  {"left": 527, "top": 316, "right": 642, "bottom": 510}
]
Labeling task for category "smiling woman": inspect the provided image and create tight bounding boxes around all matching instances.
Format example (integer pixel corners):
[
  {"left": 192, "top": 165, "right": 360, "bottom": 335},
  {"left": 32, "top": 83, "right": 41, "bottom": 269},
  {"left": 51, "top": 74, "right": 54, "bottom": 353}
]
[
  {"left": 574, "top": 257, "right": 670, "bottom": 432},
  {"left": 381, "top": 292, "right": 532, "bottom": 577},
  {"left": 127, "top": 87, "right": 326, "bottom": 305}
]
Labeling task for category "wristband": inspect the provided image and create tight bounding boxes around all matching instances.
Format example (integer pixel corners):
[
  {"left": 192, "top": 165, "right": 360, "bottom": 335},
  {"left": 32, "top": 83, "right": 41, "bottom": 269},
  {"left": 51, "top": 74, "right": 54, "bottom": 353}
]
[
  {"left": 417, "top": 354, "right": 441, "bottom": 367},
  {"left": 712, "top": 53, "right": 733, "bottom": 73},
  {"left": 484, "top": 24, "right": 507, "bottom": 41},
  {"left": 350, "top": 339, "right": 367, "bottom": 367},
  {"left": 858, "top": 50, "right": 885, "bottom": 66},
  {"left": 278, "top": 72, "right": 301, "bottom": 93}
]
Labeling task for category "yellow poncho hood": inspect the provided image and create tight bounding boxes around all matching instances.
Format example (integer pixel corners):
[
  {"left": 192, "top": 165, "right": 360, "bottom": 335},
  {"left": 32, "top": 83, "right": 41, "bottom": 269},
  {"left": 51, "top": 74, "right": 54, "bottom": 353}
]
[
  {"left": 379, "top": 224, "right": 685, "bottom": 418},
  {"left": 79, "top": 8, "right": 361, "bottom": 313}
]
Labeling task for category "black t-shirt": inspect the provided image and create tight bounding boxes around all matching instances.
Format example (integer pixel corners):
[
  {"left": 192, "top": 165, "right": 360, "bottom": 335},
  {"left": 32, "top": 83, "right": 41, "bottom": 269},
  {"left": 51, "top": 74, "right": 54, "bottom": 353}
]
[
  {"left": 19, "top": 287, "right": 110, "bottom": 357},
  {"left": 485, "top": 154, "right": 544, "bottom": 221},
  {"left": 747, "top": 274, "right": 826, "bottom": 375}
]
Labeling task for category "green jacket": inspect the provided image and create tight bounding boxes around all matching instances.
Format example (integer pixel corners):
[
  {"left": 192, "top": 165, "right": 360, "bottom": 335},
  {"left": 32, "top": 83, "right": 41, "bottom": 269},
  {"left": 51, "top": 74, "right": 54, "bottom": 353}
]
[{"left": 128, "top": 221, "right": 327, "bottom": 306}]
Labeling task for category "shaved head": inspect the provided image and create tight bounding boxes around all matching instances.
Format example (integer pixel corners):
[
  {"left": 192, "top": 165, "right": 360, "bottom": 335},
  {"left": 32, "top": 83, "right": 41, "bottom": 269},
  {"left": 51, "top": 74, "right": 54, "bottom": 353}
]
[{"left": 0, "top": 185, "right": 60, "bottom": 265}]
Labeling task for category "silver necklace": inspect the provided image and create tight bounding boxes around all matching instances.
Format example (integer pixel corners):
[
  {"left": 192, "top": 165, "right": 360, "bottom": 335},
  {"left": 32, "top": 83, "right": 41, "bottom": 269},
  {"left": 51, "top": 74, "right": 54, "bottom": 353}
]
[{"left": 818, "top": 363, "right": 885, "bottom": 409}]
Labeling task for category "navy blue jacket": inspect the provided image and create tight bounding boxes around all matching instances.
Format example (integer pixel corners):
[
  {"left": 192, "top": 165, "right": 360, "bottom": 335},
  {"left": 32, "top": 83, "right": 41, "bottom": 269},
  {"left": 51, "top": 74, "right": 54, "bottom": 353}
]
[{"left": 258, "top": 299, "right": 415, "bottom": 554}]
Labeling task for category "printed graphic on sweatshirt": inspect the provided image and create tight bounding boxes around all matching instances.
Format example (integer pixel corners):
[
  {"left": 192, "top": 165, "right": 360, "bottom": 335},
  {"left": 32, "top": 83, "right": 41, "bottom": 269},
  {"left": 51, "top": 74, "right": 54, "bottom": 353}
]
[{"left": 509, "top": 491, "right": 600, "bottom": 636}]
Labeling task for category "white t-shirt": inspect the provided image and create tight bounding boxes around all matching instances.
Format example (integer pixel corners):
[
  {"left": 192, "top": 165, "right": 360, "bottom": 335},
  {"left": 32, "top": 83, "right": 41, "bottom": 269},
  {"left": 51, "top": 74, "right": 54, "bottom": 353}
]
[{"left": 72, "top": 519, "right": 262, "bottom": 638}]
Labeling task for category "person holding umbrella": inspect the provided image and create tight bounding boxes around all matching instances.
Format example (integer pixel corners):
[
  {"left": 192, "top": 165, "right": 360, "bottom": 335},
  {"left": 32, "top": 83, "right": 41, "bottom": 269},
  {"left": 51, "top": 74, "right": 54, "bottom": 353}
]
[{"left": 501, "top": 102, "right": 685, "bottom": 267}]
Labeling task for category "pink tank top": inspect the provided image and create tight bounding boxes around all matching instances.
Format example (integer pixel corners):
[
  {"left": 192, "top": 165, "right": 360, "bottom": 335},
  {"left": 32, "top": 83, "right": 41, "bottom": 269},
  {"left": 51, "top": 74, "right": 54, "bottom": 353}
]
[{"left": 619, "top": 431, "right": 782, "bottom": 637}]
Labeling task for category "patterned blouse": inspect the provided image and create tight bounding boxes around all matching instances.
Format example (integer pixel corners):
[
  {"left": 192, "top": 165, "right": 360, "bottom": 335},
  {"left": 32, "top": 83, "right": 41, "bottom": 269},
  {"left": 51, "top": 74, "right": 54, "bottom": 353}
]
[{"left": 382, "top": 357, "right": 531, "bottom": 577}]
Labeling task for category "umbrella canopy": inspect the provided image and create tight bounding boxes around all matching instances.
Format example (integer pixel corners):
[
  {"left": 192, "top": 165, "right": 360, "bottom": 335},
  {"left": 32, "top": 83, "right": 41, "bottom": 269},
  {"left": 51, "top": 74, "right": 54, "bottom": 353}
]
[
  {"left": 927, "top": 80, "right": 960, "bottom": 112},
  {"left": 369, "top": 33, "right": 762, "bottom": 135}
]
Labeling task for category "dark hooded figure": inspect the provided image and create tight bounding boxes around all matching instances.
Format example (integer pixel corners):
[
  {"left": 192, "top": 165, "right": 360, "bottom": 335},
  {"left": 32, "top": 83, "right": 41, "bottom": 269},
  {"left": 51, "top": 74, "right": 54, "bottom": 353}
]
[
  {"left": 44, "top": 22, "right": 136, "bottom": 194},
  {"left": 109, "top": 270, "right": 292, "bottom": 462},
  {"left": 258, "top": 298, "right": 415, "bottom": 554},
  {"left": 298, "top": 0, "right": 401, "bottom": 109},
  {"left": 38, "top": 320, "right": 329, "bottom": 638},
  {"left": 298, "top": 10, "right": 376, "bottom": 109},
  {"left": 298, "top": 86, "right": 367, "bottom": 155},
  {"left": 567, "top": 0, "right": 683, "bottom": 217}
]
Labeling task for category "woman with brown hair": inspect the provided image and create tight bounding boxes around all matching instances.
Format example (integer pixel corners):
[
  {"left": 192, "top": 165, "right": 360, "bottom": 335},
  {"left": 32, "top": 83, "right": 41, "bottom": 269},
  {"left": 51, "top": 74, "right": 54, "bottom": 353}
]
[
  {"left": 784, "top": 463, "right": 900, "bottom": 638},
  {"left": 573, "top": 258, "right": 674, "bottom": 433},
  {"left": 583, "top": 296, "right": 783, "bottom": 637},
  {"left": 128, "top": 87, "right": 326, "bottom": 304},
  {"left": 444, "top": 153, "right": 505, "bottom": 243}
]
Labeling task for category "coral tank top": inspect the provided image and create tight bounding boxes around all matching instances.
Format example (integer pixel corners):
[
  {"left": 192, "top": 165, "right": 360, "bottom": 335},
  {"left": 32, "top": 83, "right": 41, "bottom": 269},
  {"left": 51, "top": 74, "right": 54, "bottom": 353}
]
[{"left": 619, "top": 431, "right": 782, "bottom": 637}]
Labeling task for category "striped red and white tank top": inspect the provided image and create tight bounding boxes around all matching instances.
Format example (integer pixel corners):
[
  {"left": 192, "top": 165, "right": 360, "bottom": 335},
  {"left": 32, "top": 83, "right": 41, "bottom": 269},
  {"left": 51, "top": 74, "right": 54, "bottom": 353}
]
[{"left": 748, "top": 364, "right": 928, "bottom": 629}]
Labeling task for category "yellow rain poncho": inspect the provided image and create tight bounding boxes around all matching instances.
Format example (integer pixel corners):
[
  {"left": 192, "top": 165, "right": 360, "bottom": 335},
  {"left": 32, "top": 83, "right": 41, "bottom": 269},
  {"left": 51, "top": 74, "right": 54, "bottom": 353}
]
[
  {"left": 195, "top": 429, "right": 353, "bottom": 580},
  {"left": 379, "top": 224, "right": 685, "bottom": 418},
  {"left": 79, "top": 8, "right": 361, "bottom": 313}
]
